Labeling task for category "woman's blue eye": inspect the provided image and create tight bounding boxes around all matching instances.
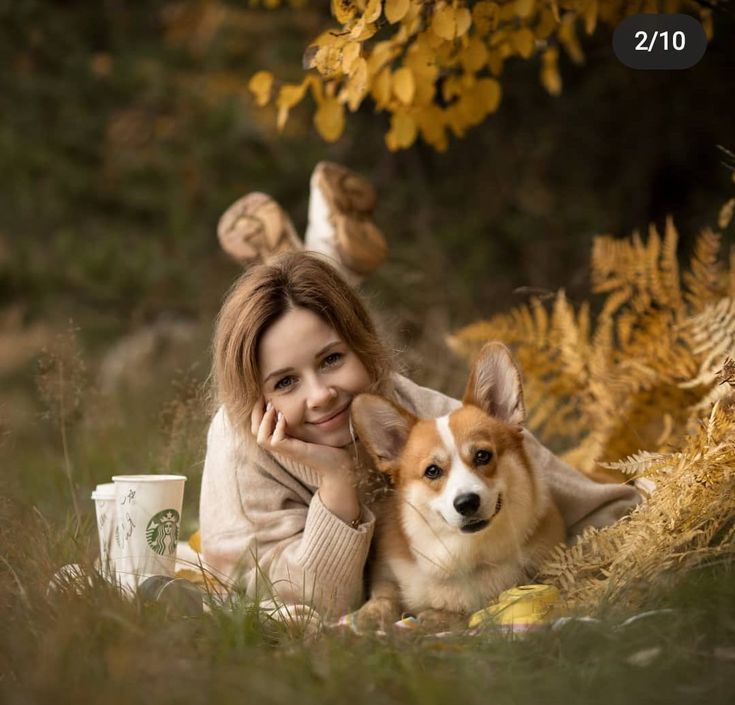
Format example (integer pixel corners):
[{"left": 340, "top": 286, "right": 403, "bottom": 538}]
[
  {"left": 323, "top": 352, "right": 343, "bottom": 366},
  {"left": 274, "top": 376, "right": 295, "bottom": 391}
]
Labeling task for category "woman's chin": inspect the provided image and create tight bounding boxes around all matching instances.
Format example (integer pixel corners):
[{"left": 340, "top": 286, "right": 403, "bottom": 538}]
[{"left": 303, "top": 424, "right": 352, "bottom": 448}]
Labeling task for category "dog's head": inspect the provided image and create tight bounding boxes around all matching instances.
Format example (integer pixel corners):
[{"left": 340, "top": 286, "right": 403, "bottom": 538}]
[{"left": 351, "top": 342, "right": 530, "bottom": 535}]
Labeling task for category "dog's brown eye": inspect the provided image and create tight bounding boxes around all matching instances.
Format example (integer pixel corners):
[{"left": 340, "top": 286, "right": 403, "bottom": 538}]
[
  {"left": 424, "top": 464, "right": 443, "bottom": 480},
  {"left": 474, "top": 450, "right": 492, "bottom": 465}
]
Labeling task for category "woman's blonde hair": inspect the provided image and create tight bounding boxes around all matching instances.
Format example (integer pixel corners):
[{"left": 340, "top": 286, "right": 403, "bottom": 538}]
[{"left": 211, "top": 252, "right": 397, "bottom": 439}]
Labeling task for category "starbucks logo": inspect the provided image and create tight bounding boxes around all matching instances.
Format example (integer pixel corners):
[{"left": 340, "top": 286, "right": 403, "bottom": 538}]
[{"left": 145, "top": 509, "right": 180, "bottom": 556}]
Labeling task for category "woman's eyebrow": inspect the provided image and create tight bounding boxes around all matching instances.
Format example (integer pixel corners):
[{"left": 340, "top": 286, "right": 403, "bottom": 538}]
[{"left": 262, "top": 340, "right": 342, "bottom": 383}]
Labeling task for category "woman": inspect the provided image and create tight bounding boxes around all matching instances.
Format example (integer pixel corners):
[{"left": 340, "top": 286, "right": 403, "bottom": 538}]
[{"left": 199, "top": 252, "right": 641, "bottom": 619}]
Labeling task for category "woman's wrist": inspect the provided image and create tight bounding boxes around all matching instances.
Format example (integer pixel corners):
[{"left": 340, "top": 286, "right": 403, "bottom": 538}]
[{"left": 318, "top": 476, "right": 361, "bottom": 526}]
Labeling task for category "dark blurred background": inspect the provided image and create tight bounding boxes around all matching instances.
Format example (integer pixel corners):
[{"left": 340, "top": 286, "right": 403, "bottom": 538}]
[{"left": 1, "top": 1, "right": 734, "bottom": 519}]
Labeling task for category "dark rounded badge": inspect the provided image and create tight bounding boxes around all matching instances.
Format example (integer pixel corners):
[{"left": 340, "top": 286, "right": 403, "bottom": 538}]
[
  {"left": 145, "top": 508, "right": 180, "bottom": 555},
  {"left": 613, "top": 14, "right": 707, "bottom": 70}
]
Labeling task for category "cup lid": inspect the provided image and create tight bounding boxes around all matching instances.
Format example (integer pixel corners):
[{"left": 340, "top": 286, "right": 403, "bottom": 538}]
[
  {"left": 112, "top": 474, "right": 187, "bottom": 483},
  {"left": 91, "top": 482, "right": 117, "bottom": 500}
]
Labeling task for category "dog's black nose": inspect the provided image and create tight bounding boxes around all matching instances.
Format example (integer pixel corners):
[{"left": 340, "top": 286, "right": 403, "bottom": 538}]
[{"left": 454, "top": 493, "right": 480, "bottom": 516}]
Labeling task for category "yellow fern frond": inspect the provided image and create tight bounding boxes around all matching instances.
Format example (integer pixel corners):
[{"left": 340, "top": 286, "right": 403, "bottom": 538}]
[{"left": 683, "top": 228, "right": 725, "bottom": 311}]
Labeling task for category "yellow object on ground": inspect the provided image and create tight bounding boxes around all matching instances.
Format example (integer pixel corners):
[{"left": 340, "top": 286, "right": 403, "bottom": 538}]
[
  {"left": 188, "top": 530, "right": 202, "bottom": 553},
  {"left": 468, "top": 584, "right": 561, "bottom": 629}
]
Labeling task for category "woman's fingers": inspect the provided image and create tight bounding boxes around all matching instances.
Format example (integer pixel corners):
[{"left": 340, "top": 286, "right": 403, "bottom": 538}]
[
  {"left": 256, "top": 401, "right": 277, "bottom": 447},
  {"left": 271, "top": 411, "right": 287, "bottom": 445}
]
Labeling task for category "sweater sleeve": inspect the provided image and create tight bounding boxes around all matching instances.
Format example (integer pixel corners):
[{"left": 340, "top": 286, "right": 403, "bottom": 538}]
[{"left": 198, "top": 408, "right": 375, "bottom": 618}]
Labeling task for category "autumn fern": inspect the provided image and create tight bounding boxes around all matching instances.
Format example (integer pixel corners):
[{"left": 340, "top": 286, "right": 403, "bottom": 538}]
[{"left": 449, "top": 186, "right": 735, "bottom": 608}]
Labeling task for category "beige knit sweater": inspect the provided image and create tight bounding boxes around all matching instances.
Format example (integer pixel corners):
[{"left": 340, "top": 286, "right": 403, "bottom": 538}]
[{"left": 199, "top": 374, "right": 641, "bottom": 618}]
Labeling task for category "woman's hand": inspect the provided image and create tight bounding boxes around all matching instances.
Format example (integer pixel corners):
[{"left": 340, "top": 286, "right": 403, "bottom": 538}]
[{"left": 251, "top": 398, "right": 360, "bottom": 524}]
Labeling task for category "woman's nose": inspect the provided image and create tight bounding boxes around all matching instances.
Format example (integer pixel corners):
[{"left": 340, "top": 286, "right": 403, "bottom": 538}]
[{"left": 306, "top": 377, "right": 337, "bottom": 408}]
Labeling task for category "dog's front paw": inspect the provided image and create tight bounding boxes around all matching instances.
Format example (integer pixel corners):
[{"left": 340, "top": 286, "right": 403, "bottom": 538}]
[
  {"left": 354, "top": 597, "right": 401, "bottom": 631},
  {"left": 415, "top": 608, "right": 467, "bottom": 631}
]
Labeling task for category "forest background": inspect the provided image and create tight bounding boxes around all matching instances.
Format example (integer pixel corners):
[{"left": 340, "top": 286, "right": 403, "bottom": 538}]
[
  {"left": 3, "top": 1, "right": 734, "bottom": 516},
  {"left": 1, "top": 2, "right": 734, "bottom": 703}
]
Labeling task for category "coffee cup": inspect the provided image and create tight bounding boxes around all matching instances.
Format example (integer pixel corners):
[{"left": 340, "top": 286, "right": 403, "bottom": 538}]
[
  {"left": 91, "top": 482, "right": 117, "bottom": 579},
  {"left": 112, "top": 474, "right": 186, "bottom": 590}
]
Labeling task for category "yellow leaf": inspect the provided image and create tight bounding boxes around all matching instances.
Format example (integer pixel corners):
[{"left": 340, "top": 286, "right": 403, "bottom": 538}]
[
  {"left": 307, "top": 38, "right": 345, "bottom": 80},
  {"left": 442, "top": 75, "right": 463, "bottom": 102},
  {"left": 350, "top": 18, "right": 379, "bottom": 40},
  {"left": 364, "top": 0, "right": 382, "bottom": 23},
  {"left": 445, "top": 104, "right": 468, "bottom": 138},
  {"left": 405, "top": 40, "right": 439, "bottom": 82},
  {"left": 248, "top": 70, "right": 274, "bottom": 107},
  {"left": 432, "top": 3, "right": 456, "bottom": 41},
  {"left": 515, "top": 0, "right": 535, "bottom": 18},
  {"left": 331, "top": 0, "right": 357, "bottom": 24},
  {"left": 456, "top": 7, "right": 472, "bottom": 37},
  {"left": 416, "top": 105, "right": 448, "bottom": 152},
  {"left": 308, "top": 75, "right": 324, "bottom": 104},
  {"left": 461, "top": 36, "right": 489, "bottom": 72},
  {"left": 473, "top": 1, "right": 499, "bottom": 36},
  {"left": 414, "top": 74, "right": 436, "bottom": 106},
  {"left": 393, "top": 66, "right": 416, "bottom": 105},
  {"left": 403, "top": 44, "right": 439, "bottom": 83},
  {"left": 314, "top": 98, "right": 345, "bottom": 142},
  {"left": 342, "top": 41, "right": 361, "bottom": 74},
  {"left": 385, "top": 0, "right": 409, "bottom": 23},
  {"left": 371, "top": 67, "right": 393, "bottom": 108},
  {"left": 558, "top": 15, "right": 585, "bottom": 64},
  {"left": 512, "top": 27, "right": 536, "bottom": 58},
  {"left": 278, "top": 82, "right": 308, "bottom": 109},
  {"left": 276, "top": 80, "right": 309, "bottom": 131},
  {"left": 342, "top": 58, "right": 368, "bottom": 110},
  {"left": 541, "top": 46, "right": 561, "bottom": 96},
  {"left": 456, "top": 92, "right": 483, "bottom": 127},
  {"left": 487, "top": 48, "right": 504, "bottom": 76},
  {"left": 367, "top": 40, "right": 399, "bottom": 75},
  {"left": 701, "top": 8, "right": 713, "bottom": 40},
  {"left": 476, "top": 77, "right": 501, "bottom": 113},
  {"left": 404, "top": 0, "right": 423, "bottom": 24},
  {"left": 583, "top": 0, "right": 598, "bottom": 35},
  {"left": 536, "top": 8, "right": 558, "bottom": 40},
  {"left": 719, "top": 198, "right": 735, "bottom": 230},
  {"left": 386, "top": 110, "right": 417, "bottom": 150}
]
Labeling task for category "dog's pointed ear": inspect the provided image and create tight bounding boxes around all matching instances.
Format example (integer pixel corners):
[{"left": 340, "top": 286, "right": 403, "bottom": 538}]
[
  {"left": 350, "top": 394, "right": 416, "bottom": 475},
  {"left": 463, "top": 342, "right": 525, "bottom": 424}
]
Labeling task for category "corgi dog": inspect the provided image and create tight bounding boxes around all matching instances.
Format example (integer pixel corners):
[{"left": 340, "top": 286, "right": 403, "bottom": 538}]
[{"left": 350, "top": 342, "right": 565, "bottom": 629}]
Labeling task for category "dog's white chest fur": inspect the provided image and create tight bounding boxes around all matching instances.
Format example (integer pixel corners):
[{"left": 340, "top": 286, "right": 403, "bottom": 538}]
[
  {"left": 388, "top": 416, "right": 540, "bottom": 613},
  {"left": 391, "top": 555, "right": 527, "bottom": 613}
]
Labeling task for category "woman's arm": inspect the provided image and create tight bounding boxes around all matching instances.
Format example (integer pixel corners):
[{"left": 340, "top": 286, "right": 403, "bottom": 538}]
[{"left": 199, "top": 407, "right": 375, "bottom": 617}]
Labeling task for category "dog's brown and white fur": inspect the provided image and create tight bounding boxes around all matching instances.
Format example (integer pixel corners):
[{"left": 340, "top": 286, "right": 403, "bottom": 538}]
[{"left": 350, "top": 343, "right": 565, "bottom": 629}]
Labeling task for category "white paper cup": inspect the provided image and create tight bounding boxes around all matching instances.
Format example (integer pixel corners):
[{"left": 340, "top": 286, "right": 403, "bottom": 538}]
[
  {"left": 91, "top": 483, "right": 117, "bottom": 579},
  {"left": 112, "top": 474, "right": 187, "bottom": 590}
]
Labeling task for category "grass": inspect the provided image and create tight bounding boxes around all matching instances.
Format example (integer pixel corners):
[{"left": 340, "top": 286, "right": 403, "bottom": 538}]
[
  {"left": 1, "top": 515, "right": 733, "bottom": 705},
  {"left": 1, "top": 317, "right": 733, "bottom": 705}
]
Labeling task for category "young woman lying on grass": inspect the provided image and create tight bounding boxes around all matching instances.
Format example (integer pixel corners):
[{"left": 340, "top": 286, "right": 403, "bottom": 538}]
[{"left": 199, "top": 165, "right": 642, "bottom": 620}]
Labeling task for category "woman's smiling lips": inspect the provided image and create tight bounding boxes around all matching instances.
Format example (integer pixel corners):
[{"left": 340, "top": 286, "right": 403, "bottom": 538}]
[{"left": 308, "top": 403, "right": 350, "bottom": 428}]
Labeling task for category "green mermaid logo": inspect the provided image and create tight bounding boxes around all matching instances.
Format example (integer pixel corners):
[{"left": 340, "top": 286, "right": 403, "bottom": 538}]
[{"left": 145, "top": 509, "right": 180, "bottom": 556}]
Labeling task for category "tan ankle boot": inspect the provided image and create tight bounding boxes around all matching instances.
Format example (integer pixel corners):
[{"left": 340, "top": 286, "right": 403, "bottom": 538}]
[
  {"left": 305, "top": 162, "right": 388, "bottom": 284},
  {"left": 217, "top": 192, "right": 302, "bottom": 266}
]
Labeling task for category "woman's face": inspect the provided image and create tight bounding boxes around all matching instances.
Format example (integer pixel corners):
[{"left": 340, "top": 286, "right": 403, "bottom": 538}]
[{"left": 258, "top": 307, "right": 371, "bottom": 447}]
